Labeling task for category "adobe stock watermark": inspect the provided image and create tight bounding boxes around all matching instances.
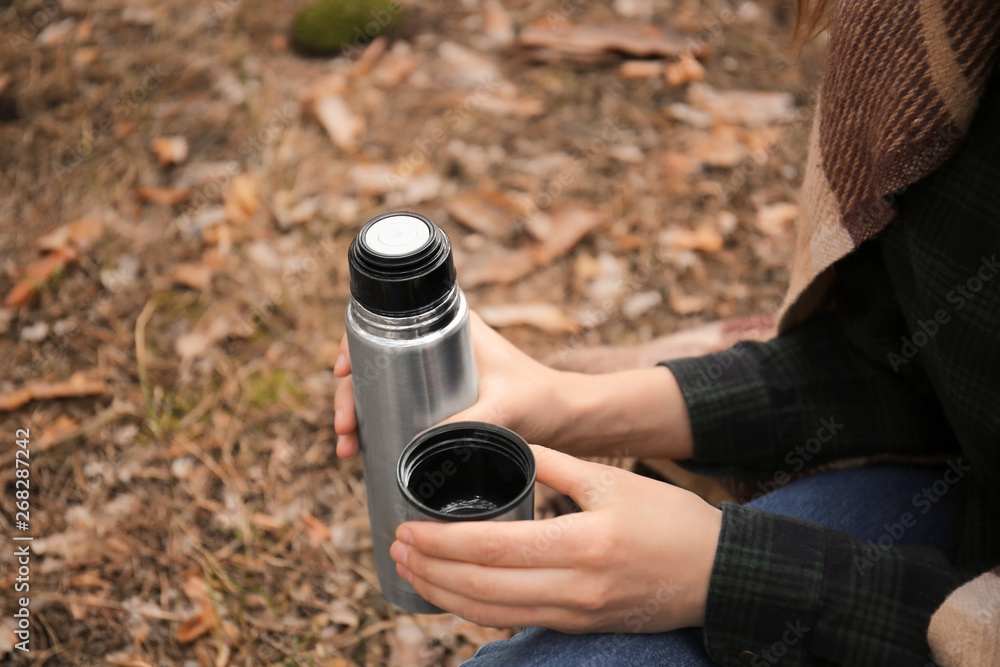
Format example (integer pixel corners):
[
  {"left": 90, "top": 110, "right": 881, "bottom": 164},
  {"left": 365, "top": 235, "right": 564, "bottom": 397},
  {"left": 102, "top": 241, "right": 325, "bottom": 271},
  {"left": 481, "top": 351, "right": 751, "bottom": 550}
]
[
  {"left": 53, "top": 66, "right": 168, "bottom": 182},
  {"left": 177, "top": 101, "right": 299, "bottom": 235},
  {"left": 384, "top": 73, "right": 505, "bottom": 187},
  {"left": 748, "top": 619, "right": 811, "bottom": 666},
  {"left": 887, "top": 254, "right": 998, "bottom": 372},
  {"left": 506, "top": 117, "right": 627, "bottom": 240},
  {"left": 624, "top": 579, "right": 681, "bottom": 632},
  {"left": 853, "top": 458, "right": 970, "bottom": 575},
  {"left": 737, "top": 416, "right": 844, "bottom": 503},
  {"left": 517, "top": 449, "right": 631, "bottom": 566},
  {"left": 233, "top": 234, "right": 337, "bottom": 336},
  {"left": 716, "top": 104, "right": 813, "bottom": 204},
  {"left": 209, "top": 0, "right": 403, "bottom": 58},
  {"left": 854, "top": 123, "right": 965, "bottom": 231},
  {"left": 6, "top": 0, "right": 61, "bottom": 53}
]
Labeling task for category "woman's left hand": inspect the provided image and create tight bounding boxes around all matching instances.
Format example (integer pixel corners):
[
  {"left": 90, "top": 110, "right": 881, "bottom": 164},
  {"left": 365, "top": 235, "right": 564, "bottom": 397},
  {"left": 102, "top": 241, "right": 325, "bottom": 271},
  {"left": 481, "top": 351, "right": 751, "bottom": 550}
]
[{"left": 389, "top": 445, "right": 723, "bottom": 633}]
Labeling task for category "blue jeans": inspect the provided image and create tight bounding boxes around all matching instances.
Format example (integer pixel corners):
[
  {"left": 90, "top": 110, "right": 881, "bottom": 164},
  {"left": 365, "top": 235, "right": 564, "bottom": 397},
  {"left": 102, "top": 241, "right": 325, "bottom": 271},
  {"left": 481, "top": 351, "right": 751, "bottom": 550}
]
[{"left": 463, "top": 465, "right": 957, "bottom": 666}]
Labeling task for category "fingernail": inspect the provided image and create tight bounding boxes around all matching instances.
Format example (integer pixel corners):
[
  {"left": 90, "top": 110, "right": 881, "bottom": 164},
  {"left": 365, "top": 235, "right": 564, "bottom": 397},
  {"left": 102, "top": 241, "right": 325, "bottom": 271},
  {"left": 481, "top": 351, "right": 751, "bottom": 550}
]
[
  {"left": 390, "top": 541, "right": 408, "bottom": 566},
  {"left": 334, "top": 353, "right": 345, "bottom": 373},
  {"left": 334, "top": 409, "right": 341, "bottom": 426},
  {"left": 398, "top": 527, "right": 414, "bottom": 545},
  {"left": 397, "top": 563, "right": 413, "bottom": 583}
]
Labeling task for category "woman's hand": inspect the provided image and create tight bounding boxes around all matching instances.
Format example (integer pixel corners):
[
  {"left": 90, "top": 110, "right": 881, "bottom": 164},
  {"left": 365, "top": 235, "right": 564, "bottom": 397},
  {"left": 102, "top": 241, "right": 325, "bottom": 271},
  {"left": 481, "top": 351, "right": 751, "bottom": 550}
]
[
  {"left": 334, "top": 312, "right": 694, "bottom": 460},
  {"left": 333, "top": 312, "right": 568, "bottom": 459},
  {"left": 389, "top": 445, "right": 722, "bottom": 633}
]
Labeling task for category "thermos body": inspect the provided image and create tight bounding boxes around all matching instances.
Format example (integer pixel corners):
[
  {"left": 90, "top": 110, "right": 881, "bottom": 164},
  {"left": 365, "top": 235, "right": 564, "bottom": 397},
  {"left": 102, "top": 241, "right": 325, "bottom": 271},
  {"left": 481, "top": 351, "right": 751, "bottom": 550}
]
[
  {"left": 345, "top": 212, "right": 478, "bottom": 613},
  {"left": 345, "top": 290, "right": 477, "bottom": 613}
]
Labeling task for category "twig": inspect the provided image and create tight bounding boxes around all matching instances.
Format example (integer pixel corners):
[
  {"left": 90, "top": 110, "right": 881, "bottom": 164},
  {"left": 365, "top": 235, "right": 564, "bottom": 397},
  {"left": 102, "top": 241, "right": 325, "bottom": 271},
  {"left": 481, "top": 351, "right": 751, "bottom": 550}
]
[
  {"left": 134, "top": 298, "right": 156, "bottom": 425},
  {"left": 32, "top": 592, "right": 183, "bottom": 621}
]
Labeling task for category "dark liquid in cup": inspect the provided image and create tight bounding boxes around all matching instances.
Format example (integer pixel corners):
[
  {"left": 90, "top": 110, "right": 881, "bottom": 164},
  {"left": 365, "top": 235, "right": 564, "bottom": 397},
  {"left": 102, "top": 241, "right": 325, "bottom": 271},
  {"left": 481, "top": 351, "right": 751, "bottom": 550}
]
[
  {"left": 438, "top": 496, "right": 500, "bottom": 515},
  {"left": 406, "top": 439, "right": 529, "bottom": 518}
]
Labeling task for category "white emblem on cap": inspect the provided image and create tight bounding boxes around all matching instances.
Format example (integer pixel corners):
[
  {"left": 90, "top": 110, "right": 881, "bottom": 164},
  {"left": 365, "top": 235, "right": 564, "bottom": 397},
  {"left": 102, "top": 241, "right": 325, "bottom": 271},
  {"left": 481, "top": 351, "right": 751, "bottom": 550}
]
[{"left": 364, "top": 215, "right": 432, "bottom": 257}]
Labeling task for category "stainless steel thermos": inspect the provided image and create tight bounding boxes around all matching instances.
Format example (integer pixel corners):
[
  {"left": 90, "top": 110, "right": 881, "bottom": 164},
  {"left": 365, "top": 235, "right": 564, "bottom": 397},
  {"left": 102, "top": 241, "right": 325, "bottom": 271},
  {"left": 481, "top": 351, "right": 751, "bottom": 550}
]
[{"left": 345, "top": 211, "right": 478, "bottom": 613}]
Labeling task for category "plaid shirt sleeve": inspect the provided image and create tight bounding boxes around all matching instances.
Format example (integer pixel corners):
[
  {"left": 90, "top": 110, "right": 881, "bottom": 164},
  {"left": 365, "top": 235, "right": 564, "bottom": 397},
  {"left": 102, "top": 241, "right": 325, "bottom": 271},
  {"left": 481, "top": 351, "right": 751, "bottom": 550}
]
[
  {"left": 661, "top": 313, "right": 960, "bottom": 483},
  {"left": 704, "top": 504, "right": 959, "bottom": 666},
  {"left": 656, "top": 60, "right": 1000, "bottom": 667}
]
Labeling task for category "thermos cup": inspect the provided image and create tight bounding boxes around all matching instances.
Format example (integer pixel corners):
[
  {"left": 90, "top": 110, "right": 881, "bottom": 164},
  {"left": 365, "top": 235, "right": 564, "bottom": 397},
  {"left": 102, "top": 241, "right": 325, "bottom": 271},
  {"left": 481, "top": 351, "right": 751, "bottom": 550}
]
[
  {"left": 345, "top": 211, "right": 478, "bottom": 613},
  {"left": 398, "top": 422, "right": 536, "bottom": 523}
]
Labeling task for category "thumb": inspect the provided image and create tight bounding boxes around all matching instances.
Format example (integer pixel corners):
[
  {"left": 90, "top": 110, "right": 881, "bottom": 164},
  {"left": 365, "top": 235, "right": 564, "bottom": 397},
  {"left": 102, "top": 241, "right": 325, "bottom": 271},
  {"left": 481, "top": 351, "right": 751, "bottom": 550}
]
[
  {"left": 436, "top": 399, "right": 510, "bottom": 430},
  {"left": 529, "top": 444, "right": 622, "bottom": 511}
]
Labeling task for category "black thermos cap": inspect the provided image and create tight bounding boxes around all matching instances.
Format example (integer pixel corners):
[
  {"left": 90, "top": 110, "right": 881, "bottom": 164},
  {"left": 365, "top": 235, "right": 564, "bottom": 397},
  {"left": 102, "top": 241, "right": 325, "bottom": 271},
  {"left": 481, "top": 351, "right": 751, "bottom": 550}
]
[{"left": 348, "top": 212, "right": 457, "bottom": 316}]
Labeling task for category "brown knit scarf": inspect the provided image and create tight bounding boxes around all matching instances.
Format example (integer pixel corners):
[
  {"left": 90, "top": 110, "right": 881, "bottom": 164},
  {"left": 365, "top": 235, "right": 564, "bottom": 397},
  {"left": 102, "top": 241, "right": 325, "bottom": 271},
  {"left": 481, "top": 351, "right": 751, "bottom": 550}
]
[
  {"left": 779, "top": 0, "right": 1000, "bottom": 331},
  {"left": 779, "top": 1, "right": 1000, "bottom": 664}
]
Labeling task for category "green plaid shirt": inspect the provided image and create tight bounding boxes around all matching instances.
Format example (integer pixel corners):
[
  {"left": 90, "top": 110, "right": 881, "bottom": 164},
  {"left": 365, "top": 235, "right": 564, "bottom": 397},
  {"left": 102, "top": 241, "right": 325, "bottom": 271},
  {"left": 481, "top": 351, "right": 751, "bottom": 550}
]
[{"left": 661, "top": 64, "right": 1000, "bottom": 667}]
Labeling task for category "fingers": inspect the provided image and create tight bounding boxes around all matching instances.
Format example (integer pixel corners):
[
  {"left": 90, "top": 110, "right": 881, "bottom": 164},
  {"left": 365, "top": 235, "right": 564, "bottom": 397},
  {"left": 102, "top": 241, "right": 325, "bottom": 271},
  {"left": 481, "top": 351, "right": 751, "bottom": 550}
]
[
  {"left": 467, "top": 310, "right": 513, "bottom": 370},
  {"left": 333, "top": 335, "right": 351, "bottom": 377},
  {"left": 530, "top": 445, "right": 622, "bottom": 511},
  {"left": 437, "top": 400, "right": 508, "bottom": 429},
  {"left": 391, "top": 542, "right": 583, "bottom": 608},
  {"left": 399, "top": 568, "right": 570, "bottom": 630},
  {"left": 336, "top": 433, "right": 358, "bottom": 459},
  {"left": 396, "top": 513, "right": 591, "bottom": 569},
  {"left": 334, "top": 375, "right": 358, "bottom": 458}
]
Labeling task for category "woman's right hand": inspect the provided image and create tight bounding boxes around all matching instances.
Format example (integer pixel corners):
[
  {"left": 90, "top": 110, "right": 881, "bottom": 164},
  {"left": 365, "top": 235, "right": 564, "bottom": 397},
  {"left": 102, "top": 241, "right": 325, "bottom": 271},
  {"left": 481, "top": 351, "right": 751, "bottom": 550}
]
[{"left": 333, "top": 311, "right": 568, "bottom": 459}]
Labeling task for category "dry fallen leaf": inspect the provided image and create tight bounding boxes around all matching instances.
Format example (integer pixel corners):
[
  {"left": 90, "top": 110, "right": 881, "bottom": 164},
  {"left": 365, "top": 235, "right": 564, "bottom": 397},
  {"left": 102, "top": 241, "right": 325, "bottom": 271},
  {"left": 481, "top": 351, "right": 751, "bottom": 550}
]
[
  {"left": 171, "top": 262, "right": 214, "bottom": 291},
  {"left": 446, "top": 190, "right": 524, "bottom": 239},
  {"left": 352, "top": 35, "right": 388, "bottom": 76},
  {"left": 478, "top": 303, "right": 581, "bottom": 334},
  {"left": 438, "top": 41, "right": 501, "bottom": 88},
  {"left": 150, "top": 136, "right": 190, "bottom": 167},
  {"left": 535, "top": 203, "right": 606, "bottom": 264},
  {"left": 459, "top": 202, "right": 605, "bottom": 287},
  {"left": 483, "top": 0, "right": 514, "bottom": 47},
  {"left": 313, "top": 95, "right": 364, "bottom": 151},
  {"left": 688, "top": 125, "right": 749, "bottom": 168},
  {"left": 36, "top": 217, "right": 104, "bottom": 252},
  {"left": 457, "top": 245, "right": 535, "bottom": 287},
  {"left": 661, "top": 151, "right": 702, "bottom": 181},
  {"left": 251, "top": 513, "right": 285, "bottom": 533},
  {"left": 301, "top": 512, "right": 332, "bottom": 547},
  {"left": 453, "top": 619, "right": 510, "bottom": 646},
  {"left": 0, "top": 372, "right": 108, "bottom": 411},
  {"left": 687, "top": 83, "right": 796, "bottom": 127},
  {"left": 224, "top": 173, "right": 261, "bottom": 224},
  {"left": 662, "top": 226, "right": 725, "bottom": 253},
  {"left": 175, "top": 301, "right": 251, "bottom": 367},
  {"left": 666, "top": 102, "right": 713, "bottom": 129},
  {"left": 136, "top": 186, "right": 192, "bottom": 206},
  {"left": 664, "top": 54, "right": 706, "bottom": 86},
  {"left": 756, "top": 202, "right": 798, "bottom": 236},
  {"left": 103, "top": 652, "right": 153, "bottom": 667},
  {"left": 317, "top": 340, "right": 341, "bottom": 368},
  {"left": 477, "top": 91, "right": 545, "bottom": 118},
  {"left": 71, "top": 571, "right": 111, "bottom": 588},
  {"left": 34, "top": 414, "right": 82, "bottom": 451},
  {"left": 620, "top": 60, "right": 663, "bottom": 78},
  {"left": 37, "top": 18, "right": 76, "bottom": 47},
  {"left": 372, "top": 44, "right": 420, "bottom": 87},
  {"left": 670, "top": 291, "right": 709, "bottom": 315},
  {"left": 388, "top": 616, "right": 427, "bottom": 667},
  {"left": 0, "top": 625, "right": 15, "bottom": 655},
  {"left": 520, "top": 18, "right": 703, "bottom": 59},
  {"left": 623, "top": 290, "right": 664, "bottom": 319},
  {"left": 3, "top": 245, "right": 78, "bottom": 308},
  {"left": 177, "top": 573, "right": 217, "bottom": 644}
]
